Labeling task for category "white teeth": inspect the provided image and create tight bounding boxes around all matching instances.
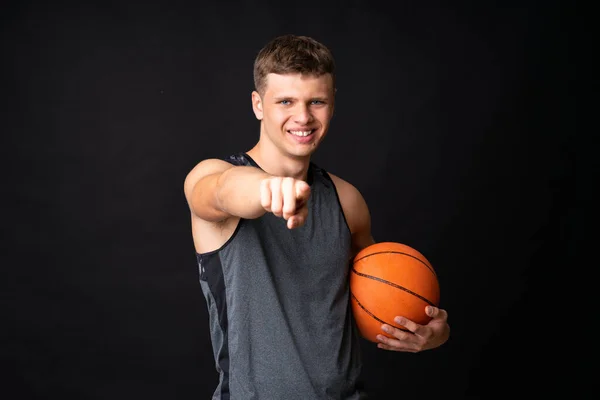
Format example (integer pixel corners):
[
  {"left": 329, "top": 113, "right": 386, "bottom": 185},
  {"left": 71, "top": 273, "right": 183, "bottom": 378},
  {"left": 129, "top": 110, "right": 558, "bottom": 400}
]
[{"left": 289, "top": 130, "right": 312, "bottom": 137}]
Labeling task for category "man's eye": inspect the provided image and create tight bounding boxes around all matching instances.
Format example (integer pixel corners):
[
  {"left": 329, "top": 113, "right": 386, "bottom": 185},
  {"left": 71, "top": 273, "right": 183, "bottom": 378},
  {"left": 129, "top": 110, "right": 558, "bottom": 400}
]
[
  {"left": 279, "top": 100, "right": 291, "bottom": 105},
  {"left": 311, "top": 100, "right": 324, "bottom": 105}
]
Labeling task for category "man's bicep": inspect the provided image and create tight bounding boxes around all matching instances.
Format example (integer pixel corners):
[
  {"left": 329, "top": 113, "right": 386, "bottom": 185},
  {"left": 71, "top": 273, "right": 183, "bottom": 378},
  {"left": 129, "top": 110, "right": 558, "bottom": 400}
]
[
  {"left": 184, "top": 158, "right": 234, "bottom": 220},
  {"left": 351, "top": 229, "right": 375, "bottom": 257},
  {"left": 349, "top": 198, "right": 375, "bottom": 256},
  {"left": 329, "top": 173, "right": 375, "bottom": 256}
]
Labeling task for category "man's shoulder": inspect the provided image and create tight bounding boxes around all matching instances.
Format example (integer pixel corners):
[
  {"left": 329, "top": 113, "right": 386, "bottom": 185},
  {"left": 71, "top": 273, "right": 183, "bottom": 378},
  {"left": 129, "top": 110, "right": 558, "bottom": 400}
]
[
  {"left": 325, "top": 172, "right": 367, "bottom": 209},
  {"left": 183, "top": 156, "right": 237, "bottom": 199},
  {"left": 185, "top": 152, "right": 248, "bottom": 182},
  {"left": 324, "top": 170, "right": 355, "bottom": 192}
]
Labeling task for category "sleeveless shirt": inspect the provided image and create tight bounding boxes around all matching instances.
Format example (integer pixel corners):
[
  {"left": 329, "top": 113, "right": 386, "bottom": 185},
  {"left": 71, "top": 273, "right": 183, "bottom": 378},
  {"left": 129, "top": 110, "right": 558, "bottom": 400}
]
[{"left": 196, "top": 153, "right": 364, "bottom": 399}]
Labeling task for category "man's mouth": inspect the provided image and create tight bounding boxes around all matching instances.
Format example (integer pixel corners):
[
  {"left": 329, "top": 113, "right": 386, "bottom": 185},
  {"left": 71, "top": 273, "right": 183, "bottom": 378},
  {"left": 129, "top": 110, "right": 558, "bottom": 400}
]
[{"left": 288, "top": 129, "right": 314, "bottom": 137}]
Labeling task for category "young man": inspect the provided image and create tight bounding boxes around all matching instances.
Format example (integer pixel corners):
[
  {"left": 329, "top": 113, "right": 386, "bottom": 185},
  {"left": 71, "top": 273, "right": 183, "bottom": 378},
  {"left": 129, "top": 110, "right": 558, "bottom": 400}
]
[{"left": 184, "top": 34, "right": 450, "bottom": 399}]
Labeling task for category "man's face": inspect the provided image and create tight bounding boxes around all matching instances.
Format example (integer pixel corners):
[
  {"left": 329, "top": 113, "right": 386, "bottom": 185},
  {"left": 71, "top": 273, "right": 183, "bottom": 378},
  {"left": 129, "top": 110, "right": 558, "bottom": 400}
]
[{"left": 252, "top": 73, "right": 335, "bottom": 159}]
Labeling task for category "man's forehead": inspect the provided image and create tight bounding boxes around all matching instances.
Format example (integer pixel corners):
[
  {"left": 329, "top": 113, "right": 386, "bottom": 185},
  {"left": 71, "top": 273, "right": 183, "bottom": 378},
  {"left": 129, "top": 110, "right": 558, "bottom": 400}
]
[{"left": 264, "top": 73, "right": 334, "bottom": 96}]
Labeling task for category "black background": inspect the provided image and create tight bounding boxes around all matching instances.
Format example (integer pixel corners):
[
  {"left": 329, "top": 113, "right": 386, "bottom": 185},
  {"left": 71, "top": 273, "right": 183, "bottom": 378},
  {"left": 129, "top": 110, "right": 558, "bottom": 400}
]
[{"left": 3, "top": 0, "right": 582, "bottom": 399}]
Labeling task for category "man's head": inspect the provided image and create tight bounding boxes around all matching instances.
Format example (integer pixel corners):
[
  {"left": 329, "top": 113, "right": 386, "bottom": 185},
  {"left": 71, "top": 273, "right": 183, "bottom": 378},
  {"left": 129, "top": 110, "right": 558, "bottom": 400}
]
[
  {"left": 251, "top": 35, "right": 336, "bottom": 160},
  {"left": 253, "top": 34, "right": 336, "bottom": 97}
]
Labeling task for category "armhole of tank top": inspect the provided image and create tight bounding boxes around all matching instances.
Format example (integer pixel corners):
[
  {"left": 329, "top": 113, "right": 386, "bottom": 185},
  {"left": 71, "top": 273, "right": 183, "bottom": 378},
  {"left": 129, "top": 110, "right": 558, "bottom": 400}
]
[
  {"left": 191, "top": 153, "right": 248, "bottom": 257},
  {"left": 321, "top": 170, "right": 352, "bottom": 236},
  {"left": 196, "top": 217, "right": 245, "bottom": 257},
  {"left": 192, "top": 153, "right": 249, "bottom": 257}
]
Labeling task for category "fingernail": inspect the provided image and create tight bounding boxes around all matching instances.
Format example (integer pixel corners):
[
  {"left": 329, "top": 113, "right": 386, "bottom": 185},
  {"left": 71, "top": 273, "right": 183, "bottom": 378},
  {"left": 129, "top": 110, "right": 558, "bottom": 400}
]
[
  {"left": 382, "top": 325, "right": 391, "bottom": 333},
  {"left": 395, "top": 317, "right": 405, "bottom": 325}
]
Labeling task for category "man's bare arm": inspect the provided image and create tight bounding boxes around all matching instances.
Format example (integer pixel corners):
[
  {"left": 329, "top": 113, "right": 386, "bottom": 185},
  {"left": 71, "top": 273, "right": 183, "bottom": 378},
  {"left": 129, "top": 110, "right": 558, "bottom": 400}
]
[
  {"left": 184, "top": 159, "right": 271, "bottom": 222},
  {"left": 329, "top": 173, "right": 375, "bottom": 257},
  {"left": 184, "top": 159, "right": 311, "bottom": 228}
]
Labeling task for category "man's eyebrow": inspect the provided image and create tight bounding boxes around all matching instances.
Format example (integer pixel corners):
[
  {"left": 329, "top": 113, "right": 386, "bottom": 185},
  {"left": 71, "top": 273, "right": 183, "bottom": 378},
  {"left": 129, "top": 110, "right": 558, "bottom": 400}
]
[
  {"left": 272, "top": 95, "right": 329, "bottom": 101},
  {"left": 272, "top": 96, "right": 295, "bottom": 101}
]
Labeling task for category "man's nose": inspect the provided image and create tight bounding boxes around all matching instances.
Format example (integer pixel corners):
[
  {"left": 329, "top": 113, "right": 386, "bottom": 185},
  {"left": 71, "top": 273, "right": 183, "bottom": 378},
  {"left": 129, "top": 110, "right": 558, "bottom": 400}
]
[{"left": 293, "top": 104, "right": 313, "bottom": 124}]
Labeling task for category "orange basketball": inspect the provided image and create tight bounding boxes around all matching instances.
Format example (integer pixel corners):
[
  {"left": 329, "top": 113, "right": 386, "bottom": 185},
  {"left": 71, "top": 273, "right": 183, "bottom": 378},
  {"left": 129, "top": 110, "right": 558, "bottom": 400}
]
[{"left": 350, "top": 242, "right": 440, "bottom": 342}]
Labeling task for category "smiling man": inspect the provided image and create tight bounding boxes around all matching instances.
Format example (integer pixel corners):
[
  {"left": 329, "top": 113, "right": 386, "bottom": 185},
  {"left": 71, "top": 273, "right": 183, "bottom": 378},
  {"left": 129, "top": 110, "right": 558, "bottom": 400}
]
[{"left": 183, "top": 34, "right": 450, "bottom": 399}]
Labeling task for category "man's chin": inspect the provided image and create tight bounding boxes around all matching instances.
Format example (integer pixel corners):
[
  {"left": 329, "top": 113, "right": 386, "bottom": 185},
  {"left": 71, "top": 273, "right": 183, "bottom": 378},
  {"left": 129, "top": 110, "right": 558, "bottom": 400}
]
[{"left": 289, "top": 146, "right": 319, "bottom": 159}]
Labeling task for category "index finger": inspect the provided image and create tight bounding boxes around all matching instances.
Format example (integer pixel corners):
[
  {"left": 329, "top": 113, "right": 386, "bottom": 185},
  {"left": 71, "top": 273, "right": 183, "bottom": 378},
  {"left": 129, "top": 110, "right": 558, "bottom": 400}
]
[{"left": 393, "top": 316, "right": 422, "bottom": 336}]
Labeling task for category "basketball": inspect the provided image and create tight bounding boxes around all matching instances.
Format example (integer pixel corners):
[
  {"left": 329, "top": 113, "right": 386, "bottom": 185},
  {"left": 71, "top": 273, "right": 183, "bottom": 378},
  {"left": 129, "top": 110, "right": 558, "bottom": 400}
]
[{"left": 350, "top": 242, "right": 440, "bottom": 343}]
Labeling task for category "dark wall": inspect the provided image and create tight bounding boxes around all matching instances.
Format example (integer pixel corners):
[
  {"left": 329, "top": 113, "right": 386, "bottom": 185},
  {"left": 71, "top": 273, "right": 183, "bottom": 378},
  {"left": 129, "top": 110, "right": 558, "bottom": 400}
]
[{"left": 3, "top": 1, "right": 579, "bottom": 399}]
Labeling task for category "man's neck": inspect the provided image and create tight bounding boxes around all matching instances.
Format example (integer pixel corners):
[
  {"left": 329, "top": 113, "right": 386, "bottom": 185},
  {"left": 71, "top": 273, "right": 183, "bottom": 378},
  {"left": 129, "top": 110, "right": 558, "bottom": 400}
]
[{"left": 246, "top": 143, "right": 311, "bottom": 181}]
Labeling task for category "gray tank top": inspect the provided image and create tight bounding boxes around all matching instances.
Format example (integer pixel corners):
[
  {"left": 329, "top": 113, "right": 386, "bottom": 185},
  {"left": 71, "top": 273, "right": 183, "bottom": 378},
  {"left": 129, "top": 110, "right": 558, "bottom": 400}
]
[{"left": 196, "top": 153, "right": 364, "bottom": 400}]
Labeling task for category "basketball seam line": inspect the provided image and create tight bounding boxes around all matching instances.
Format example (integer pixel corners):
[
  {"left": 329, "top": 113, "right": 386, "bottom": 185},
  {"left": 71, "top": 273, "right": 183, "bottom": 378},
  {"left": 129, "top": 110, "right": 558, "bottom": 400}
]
[
  {"left": 350, "top": 293, "right": 411, "bottom": 333},
  {"left": 351, "top": 268, "right": 437, "bottom": 306},
  {"left": 354, "top": 251, "right": 437, "bottom": 277}
]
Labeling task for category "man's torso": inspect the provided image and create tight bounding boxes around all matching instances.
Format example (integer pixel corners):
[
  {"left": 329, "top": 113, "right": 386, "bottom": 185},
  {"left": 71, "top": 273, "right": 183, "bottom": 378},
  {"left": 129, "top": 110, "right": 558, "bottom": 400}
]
[{"left": 195, "top": 153, "right": 364, "bottom": 399}]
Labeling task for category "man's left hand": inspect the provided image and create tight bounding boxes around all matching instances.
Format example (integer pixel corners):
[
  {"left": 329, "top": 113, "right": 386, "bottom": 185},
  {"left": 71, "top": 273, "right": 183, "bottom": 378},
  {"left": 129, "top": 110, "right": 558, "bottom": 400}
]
[{"left": 376, "top": 306, "right": 450, "bottom": 352}]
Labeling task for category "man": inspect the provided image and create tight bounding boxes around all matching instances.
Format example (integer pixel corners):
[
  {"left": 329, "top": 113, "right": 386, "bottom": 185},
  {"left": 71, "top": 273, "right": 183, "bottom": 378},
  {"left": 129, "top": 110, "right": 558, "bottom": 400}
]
[{"left": 184, "top": 34, "right": 450, "bottom": 399}]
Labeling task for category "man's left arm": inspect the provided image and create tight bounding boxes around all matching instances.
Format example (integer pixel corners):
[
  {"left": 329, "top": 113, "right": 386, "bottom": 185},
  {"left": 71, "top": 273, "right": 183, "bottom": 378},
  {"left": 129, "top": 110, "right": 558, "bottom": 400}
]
[{"left": 329, "top": 173, "right": 450, "bottom": 352}]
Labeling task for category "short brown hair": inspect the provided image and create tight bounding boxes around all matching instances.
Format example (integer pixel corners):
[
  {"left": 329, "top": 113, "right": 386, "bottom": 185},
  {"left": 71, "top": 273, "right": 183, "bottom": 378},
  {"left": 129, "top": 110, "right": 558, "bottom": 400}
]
[{"left": 253, "top": 34, "right": 336, "bottom": 96}]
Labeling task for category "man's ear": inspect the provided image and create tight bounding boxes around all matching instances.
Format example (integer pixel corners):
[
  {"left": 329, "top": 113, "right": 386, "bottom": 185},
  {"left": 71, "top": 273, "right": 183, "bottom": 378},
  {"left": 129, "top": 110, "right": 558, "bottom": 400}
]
[{"left": 251, "top": 91, "right": 263, "bottom": 120}]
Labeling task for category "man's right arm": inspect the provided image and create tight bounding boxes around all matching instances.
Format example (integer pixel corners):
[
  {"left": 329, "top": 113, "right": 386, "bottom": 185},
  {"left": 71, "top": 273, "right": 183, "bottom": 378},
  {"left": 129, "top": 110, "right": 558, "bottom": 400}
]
[
  {"left": 184, "top": 159, "right": 271, "bottom": 222},
  {"left": 184, "top": 158, "right": 311, "bottom": 229}
]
